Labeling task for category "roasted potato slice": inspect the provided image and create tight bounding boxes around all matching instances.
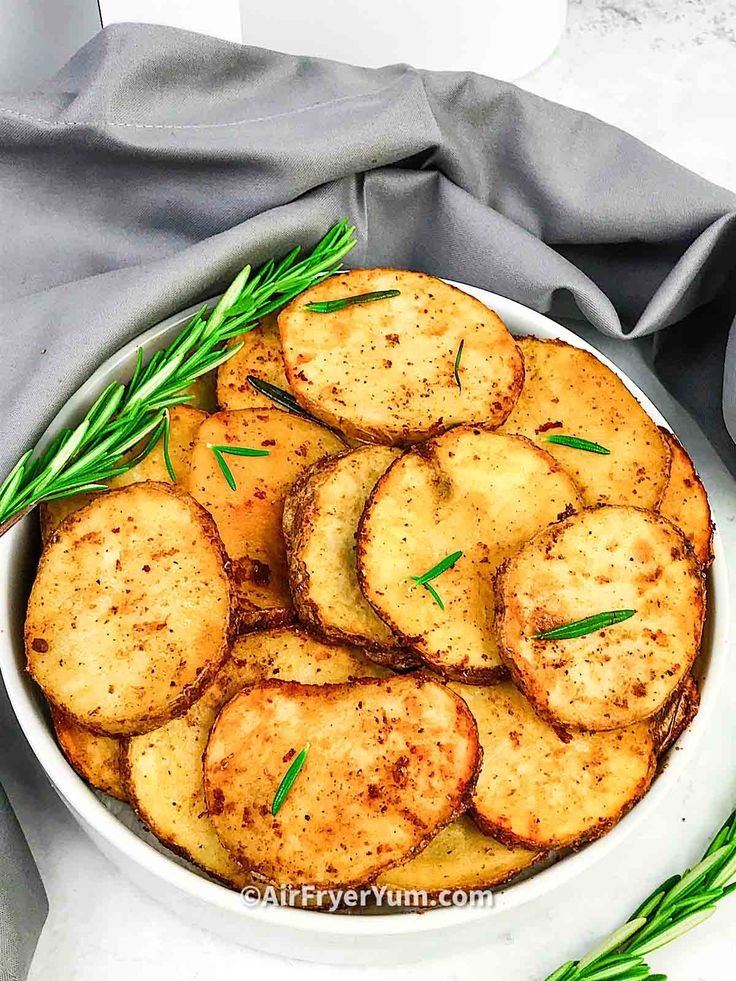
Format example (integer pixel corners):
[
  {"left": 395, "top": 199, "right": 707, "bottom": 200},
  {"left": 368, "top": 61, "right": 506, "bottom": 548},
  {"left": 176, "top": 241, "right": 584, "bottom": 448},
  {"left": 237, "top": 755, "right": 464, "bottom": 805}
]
[
  {"left": 357, "top": 429, "right": 581, "bottom": 682},
  {"left": 279, "top": 269, "right": 524, "bottom": 445},
  {"left": 52, "top": 710, "right": 126, "bottom": 800},
  {"left": 658, "top": 430, "right": 714, "bottom": 568},
  {"left": 455, "top": 681, "right": 656, "bottom": 850},
  {"left": 216, "top": 313, "right": 291, "bottom": 411},
  {"left": 496, "top": 505, "right": 705, "bottom": 731},
  {"left": 188, "top": 409, "right": 343, "bottom": 630},
  {"left": 125, "top": 627, "right": 387, "bottom": 887},
  {"left": 26, "top": 482, "right": 232, "bottom": 736},
  {"left": 376, "top": 814, "right": 542, "bottom": 902},
  {"left": 652, "top": 673, "right": 700, "bottom": 755},
  {"left": 204, "top": 674, "right": 480, "bottom": 888},
  {"left": 40, "top": 404, "right": 207, "bottom": 543},
  {"left": 500, "top": 337, "right": 671, "bottom": 508},
  {"left": 283, "top": 446, "right": 419, "bottom": 669}
]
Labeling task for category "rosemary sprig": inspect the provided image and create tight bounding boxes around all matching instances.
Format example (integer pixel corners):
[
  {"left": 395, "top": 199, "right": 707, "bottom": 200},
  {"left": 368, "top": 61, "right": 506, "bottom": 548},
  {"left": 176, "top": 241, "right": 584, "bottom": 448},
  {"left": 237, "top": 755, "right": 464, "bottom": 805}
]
[
  {"left": 0, "top": 220, "right": 356, "bottom": 534},
  {"left": 271, "top": 742, "right": 310, "bottom": 816},
  {"left": 454, "top": 339, "right": 465, "bottom": 392},
  {"left": 545, "top": 434, "right": 611, "bottom": 455},
  {"left": 304, "top": 289, "right": 400, "bottom": 313},
  {"left": 162, "top": 409, "right": 176, "bottom": 482},
  {"left": 209, "top": 445, "right": 270, "bottom": 491},
  {"left": 406, "top": 550, "right": 463, "bottom": 610},
  {"left": 544, "top": 808, "right": 736, "bottom": 981},
  {"left": 534, "top": 610, "right": 636, "bottom": 640},
  {"left": 246, "top": 376, "right": 345, "bottom": 440}
]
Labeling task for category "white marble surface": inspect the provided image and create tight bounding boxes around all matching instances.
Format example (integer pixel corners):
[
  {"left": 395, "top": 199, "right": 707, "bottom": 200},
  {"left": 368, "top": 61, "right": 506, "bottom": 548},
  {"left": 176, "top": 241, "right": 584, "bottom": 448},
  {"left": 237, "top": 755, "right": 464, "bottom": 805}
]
[{"left": 3, "top": 1, "right": 736, "bottom": 979}]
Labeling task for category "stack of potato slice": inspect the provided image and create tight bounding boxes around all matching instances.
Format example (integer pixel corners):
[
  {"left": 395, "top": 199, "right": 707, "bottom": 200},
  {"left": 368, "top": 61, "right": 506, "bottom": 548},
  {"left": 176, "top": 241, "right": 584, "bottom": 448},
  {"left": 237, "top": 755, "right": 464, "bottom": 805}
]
[{"left": 27, "top": 268, "right": 711, "bottom": 907}]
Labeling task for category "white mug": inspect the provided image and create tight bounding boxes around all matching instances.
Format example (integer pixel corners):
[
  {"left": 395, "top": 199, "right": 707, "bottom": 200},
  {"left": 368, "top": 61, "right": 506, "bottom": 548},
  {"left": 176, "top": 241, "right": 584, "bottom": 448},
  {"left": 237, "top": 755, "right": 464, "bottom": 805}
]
[{"left": 100, "top": 0, "right": 568, "bottom": 80}]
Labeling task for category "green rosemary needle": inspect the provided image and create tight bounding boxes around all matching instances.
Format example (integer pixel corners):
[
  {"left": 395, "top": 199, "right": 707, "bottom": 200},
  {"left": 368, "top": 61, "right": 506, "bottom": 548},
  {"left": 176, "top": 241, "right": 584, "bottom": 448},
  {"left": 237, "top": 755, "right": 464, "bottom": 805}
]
[
  {"left": 209, "top": 445, "right": 270, "bottom": 491},
  {"left": 304, "top": 289, "right": 400, "bottom": 313},
  {"left": 454, "top": 339, "right": 465, "bottom": 391},
  {"left": 246, "top": 376, "right": 345, "bottom": 440},
  {"left": 534, "top": 610, "right": 636, "bottom": 640},
  {"left": 271, "top": 742, "right": 310, "bottom": 817},
  {"left": 544, "top": 434, "right": 611, "bottom": 455},
  {"left": 0, "top": 220, "right": 357, "bottom": 535},
  {"left": 162, "top": 409, "right": 176, "bottom": 482},
  {"left": 544, "top": 808, "right": 736, "bottom": 981},
  {"left": 407, "top": 550, "right": 463, "bottom": 610}
]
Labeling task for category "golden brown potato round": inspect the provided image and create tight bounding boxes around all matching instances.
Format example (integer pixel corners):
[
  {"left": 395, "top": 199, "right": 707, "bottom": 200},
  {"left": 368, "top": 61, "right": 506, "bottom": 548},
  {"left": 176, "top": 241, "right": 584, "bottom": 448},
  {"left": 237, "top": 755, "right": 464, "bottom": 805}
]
[
  {"left": 125, "top": 628, "right": 387, "bottom": 887},
  {"left": 357, "top": 428, "right": 582, "bottom": 682},
  {"left": 40, "top": 404, "right": 208, "bottom": 543},
  {"left": 376, "top": 815, "right": 542, "bottom": 902},
  {"left": 283, "top": 446, "right": 419, "bottom": 669},
  {"left": 53, "top": 710, "right": 126, "bottom": 800},
  {"left": 495, "top": 505, "right": 705, "bottom": 731},
  {"left": 279, "top": 269, "right": 524, "bottom": 445},
  {"left": 658, "top": 430, "right": 714, "bottom": 568},
  {"left": 204, "top": 674, "right": 480, "bottom": 888},
  {"left": 500, "top": 337, "right": 671, "bottom": 508},
  {"left": 26, "top": 482, "right": 232, "bottom": 736},
  {"left": 188, "top": 409, "right": 344, "bottom": 630},
  {"left": 216, "top": 313, "right": 291, "bottom": 411},
  {"left": 455, "top": 681, "right": 656, "bottom": 850}
]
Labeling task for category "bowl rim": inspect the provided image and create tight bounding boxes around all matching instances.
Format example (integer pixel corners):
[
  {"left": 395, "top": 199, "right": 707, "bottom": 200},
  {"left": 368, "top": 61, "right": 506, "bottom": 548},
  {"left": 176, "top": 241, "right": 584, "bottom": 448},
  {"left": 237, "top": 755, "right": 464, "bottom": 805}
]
[{"left": 0, "top": 281, "right": 728, "bottom": 938}]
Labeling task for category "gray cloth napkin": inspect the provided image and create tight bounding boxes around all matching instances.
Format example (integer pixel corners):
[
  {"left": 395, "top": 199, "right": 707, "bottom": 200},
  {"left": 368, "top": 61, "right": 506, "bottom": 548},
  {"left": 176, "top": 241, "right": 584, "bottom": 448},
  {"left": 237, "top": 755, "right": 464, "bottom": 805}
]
[
  {"left": 0, "top": 785, "right": 46, "bottom": 981},
  {"left": 1, "top": 22, "right": 735, "bottom": 979}
]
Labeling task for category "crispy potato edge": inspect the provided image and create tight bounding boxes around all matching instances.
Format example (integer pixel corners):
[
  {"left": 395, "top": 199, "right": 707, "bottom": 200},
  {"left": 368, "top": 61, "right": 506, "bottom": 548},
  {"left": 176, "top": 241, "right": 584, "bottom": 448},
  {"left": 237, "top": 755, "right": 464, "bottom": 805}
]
[
  {"left": 283, "top": 453, "right": 421, "bottom": 670},
  {"left": 355, "top": 430, "right": 584, "bottom": 684},
  {"left": 493, "top": 504, "right": 707, "bottom": 732},
  {"left": 27, "top": 482, "right": 237, "bottom": 736},
  {"left": 204, "top": 674, "right": 483, "bottom": 889},
  {"left": 279, "top": 269, "right": 525, "bottom": 445}
]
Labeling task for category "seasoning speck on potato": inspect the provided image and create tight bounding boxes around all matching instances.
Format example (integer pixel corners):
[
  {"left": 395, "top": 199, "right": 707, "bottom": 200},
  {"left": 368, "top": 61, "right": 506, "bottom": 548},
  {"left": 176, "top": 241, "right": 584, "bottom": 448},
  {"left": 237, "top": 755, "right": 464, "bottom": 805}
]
[
  {"left": 204, "top": 674, "right": 480, "bottom": 888},
  {"left": 279, "top": 269, "right": 524, "bottom": 445},
  {"left": 26, "top": 482, "right": 232, "bottom": 736},
  {"left": 495, "top": 505, "right": 706, "bottom": 731}
]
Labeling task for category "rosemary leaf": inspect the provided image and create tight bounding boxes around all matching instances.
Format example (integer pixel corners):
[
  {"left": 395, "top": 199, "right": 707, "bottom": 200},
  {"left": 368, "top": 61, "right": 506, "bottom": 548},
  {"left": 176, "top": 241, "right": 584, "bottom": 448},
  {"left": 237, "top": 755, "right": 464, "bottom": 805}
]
[
  {"left": 162, "top": 410, "right": 176, "bottom": 482},
  {"left": 410, "top": 550, "right": 464, "bottom": 586},
  {"left": 271, "top": 742, "right": 310, "bottom": 816},
  {"left": 631, "top": 906, "right": 716, "bottom": 957},
  {"left": 655, "top": 847, "right": 729, "bottom": 913},
  {"left": 454, "top": 339, "right": 465, "bottom": 391},
  {"left": 406, "top": 550, "right": 463, "bottom": 610},
  {"left": 544, "top": 808, "right": 736, "bottom": 981},
  {"left": 630, "top": 875, "right": 681, "bottom": 919},
  {"left": 210, "top": 444, "right": 270, "bottom": 491},
  {"left": 544, "top": 963, "right": 577, "bottom": 981},
  {"left": 580, "top": 959, "right": 649, "bottom": 981},
  {"left": 246, "top": 376, "right": 345, "bottom": 440},
  {"left": 0, "top": 220, "right": 357, "bottom": 531},
  {"left": 544, "top": 435, "right": 611, "bottom": 455},
  {"left": 423, "top": 582, "right": 445, "bottom": 610},
  {"left": 304, "top": 289, "right": 400, "bottom": 313},
  {"left": 534, "top": 610, "right": 636, "bottom": 641},
  {"left": 576, "top": 918, "right": 648, "bottom": 972}
]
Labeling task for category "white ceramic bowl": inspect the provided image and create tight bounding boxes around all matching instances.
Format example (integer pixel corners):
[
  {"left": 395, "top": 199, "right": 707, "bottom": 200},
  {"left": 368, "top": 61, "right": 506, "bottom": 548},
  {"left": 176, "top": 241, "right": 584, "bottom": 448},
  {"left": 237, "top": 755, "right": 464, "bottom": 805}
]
[{"left": 0, "top": 283, "right": 728, "bottom": 965}]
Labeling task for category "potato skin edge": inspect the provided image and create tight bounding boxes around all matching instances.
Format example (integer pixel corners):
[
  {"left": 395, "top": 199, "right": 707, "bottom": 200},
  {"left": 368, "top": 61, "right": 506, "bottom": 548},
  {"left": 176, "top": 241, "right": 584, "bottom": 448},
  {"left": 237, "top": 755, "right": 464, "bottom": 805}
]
[
  {"left": 470, "top": 737, "right": 656, "bottom": 853},
  {"left": 26, "top": 482, "right": 236, "bottom": 737},
  {"left": 279, "top": 269, "right": 525, "bottom": 446},
  {"left": 204, "top": 673, "right": 483, "bottom": 890},
  {"left": 355, "top": 430, "right": 583, "bottom": 684},
  {"left": 52, "top": 709, "right": 127, "bottom": 801},
  {"left": 283, "top": 453, "right": 421, "bottom": 671},
  {"left": 120, "top": 736, "right": 250, "bottom": 890},
  {"left": 493, "top": 504, "right": 706, "bottom": 732},
  {"left": 657, "top": 427, "right": 715, "bottom": 570}
]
